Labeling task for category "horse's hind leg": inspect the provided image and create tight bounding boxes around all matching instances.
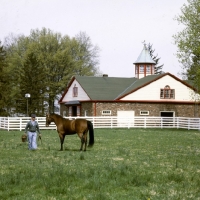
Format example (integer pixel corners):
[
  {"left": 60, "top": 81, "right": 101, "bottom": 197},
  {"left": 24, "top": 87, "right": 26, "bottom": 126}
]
[
  {"left": 81, "top": 133, "right": 87, "bottom": 151},
  {"left": 83, "top": 134, "right": 87, "bottom": 151},
  {"left": 79, "top": 134, "right": 86, "bottom": 151},
  {"left": 77, "top": 133, "right": 83, "bottom": 151},
  {"left": 80, "top": 135, "right": 84, "bottom": 151},
  {"left": 78, "top": 132, "right": 87, "bottom": 151}
]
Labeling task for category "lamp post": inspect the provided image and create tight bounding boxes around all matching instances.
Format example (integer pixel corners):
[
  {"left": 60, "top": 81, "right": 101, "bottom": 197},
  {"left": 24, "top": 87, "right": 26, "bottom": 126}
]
[{"left": 25, "top": 93, "right": 31, "bottom": 117}]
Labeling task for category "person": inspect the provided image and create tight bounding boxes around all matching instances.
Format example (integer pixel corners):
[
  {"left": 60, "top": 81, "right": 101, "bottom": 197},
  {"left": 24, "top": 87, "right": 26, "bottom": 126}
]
[{"left": 25, "top": 114, "right": 41, "bottom": 150}]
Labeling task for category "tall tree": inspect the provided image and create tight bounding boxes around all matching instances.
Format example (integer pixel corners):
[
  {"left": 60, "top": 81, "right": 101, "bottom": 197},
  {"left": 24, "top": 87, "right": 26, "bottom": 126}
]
[
  {"left": 147, "top": 43, "right": 164, "bottom": 74},
  {"left": 173, "top": 0, "right": 200, "bottom": 86},
  {"left": 19, "top": 51, "right": 47, "bottom": 116}
]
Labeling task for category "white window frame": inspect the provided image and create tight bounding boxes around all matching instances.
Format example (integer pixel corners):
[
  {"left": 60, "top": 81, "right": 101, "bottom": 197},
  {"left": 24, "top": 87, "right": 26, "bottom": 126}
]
[
  {"left": 160, "top": 85, "right": 175, "bottom": 99},
  {"left": 102, "top": 110, "right": 111, "bottom": 115},
  {"left": 140, "top": 111, "right": 149, "bottom": 116}
]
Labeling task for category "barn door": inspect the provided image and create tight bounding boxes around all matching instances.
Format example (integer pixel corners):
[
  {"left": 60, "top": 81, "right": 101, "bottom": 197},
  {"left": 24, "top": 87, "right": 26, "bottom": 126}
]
[{"left": 117, "top": 111, "right": 135, "bottom": 127}]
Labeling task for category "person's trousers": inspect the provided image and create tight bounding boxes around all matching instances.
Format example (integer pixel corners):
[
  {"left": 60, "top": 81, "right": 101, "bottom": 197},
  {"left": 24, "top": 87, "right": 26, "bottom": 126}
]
[{"left": 28, "top": 132, "right": 37, "bottom": 150}]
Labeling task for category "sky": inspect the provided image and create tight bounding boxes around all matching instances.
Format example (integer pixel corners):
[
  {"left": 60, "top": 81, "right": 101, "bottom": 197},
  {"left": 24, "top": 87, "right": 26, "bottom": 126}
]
[{"left": 0, "top": 0, "right": 188, "bottom": 78}]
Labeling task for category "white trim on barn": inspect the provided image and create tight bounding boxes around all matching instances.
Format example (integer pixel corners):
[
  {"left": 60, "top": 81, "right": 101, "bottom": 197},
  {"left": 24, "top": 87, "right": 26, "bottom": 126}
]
[
  {"left": 62, "top": 80, "right": 90, "bottom": 102},
  {"left": 121, "top": 75, "right": 197, "bottom": 101}
]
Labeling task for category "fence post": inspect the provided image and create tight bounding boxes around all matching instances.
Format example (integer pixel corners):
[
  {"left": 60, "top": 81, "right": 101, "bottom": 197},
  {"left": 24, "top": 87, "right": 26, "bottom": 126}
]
[
  {"left": 188, "top": 118, "right": 190, "bottom": 130},
  {"left": 20, "top": 118, "right": 22, "bottom": 131},
  {"left": 199, "top": 118, "right": 200, "bottom": 131},
  {"left": 92, "top": 117, "right": 95, "bottom": 129},
  {"left": 7, "top": 117, "right": 9, "bottom": 131},
  {"left": 177, "top": 117, "right": 179, "bottom": 129}
]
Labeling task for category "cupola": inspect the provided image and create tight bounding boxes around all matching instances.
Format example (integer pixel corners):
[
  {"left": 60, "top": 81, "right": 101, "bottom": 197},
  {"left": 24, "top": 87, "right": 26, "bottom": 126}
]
[{"left": 133, "top": 43, "right": 156, "bottom": 79}]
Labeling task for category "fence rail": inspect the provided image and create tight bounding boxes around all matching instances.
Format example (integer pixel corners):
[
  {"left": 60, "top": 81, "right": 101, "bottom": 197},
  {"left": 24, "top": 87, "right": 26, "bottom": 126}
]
[{"left": 0, "top": 116, "right": 200, "bottom": 131}]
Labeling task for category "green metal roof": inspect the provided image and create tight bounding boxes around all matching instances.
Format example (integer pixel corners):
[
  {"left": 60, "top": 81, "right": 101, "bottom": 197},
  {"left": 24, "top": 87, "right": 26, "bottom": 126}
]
[
  {"left": 75, "top": 75, "right": 164, "bottom": 100},
  {"left": 75, "top": 76, "right": 138, "bottom": 100}
]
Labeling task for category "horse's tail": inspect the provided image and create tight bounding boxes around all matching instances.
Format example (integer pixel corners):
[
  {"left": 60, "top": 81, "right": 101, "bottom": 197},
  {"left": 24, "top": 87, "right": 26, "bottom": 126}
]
[{"left": 87, "top": 120, "right": 94, "bottom": 147}]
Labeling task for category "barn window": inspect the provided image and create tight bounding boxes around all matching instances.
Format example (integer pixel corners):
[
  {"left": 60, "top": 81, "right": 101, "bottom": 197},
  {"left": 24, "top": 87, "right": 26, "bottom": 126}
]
[
  {"left": 160, "top": 85, "right": 175, "bottom": 99},
  {"left": 140, "top": 111, "right": 149, "bottom": 115},
  {"left": 73, "top": 84, "right": 78, "bottom": 97},
  {"left": 102, "top": 110, "right": 111, "bottom": 115}
]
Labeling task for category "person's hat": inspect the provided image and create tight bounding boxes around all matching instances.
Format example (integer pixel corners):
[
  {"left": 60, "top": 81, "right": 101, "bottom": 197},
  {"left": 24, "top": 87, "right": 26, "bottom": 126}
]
[{"left": 31, "top": 114, "right": 36, "bottom": 118}]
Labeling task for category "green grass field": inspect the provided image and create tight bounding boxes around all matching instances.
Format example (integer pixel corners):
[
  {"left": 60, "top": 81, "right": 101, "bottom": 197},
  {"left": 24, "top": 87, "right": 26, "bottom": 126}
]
[{"left": 0, "top": 128, "right": 200, "bottom": 200}]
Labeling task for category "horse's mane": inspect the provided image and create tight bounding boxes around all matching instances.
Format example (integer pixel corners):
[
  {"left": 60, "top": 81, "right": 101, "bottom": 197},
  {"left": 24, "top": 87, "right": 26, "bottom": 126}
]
[
  {"left": 49, "top": 113, "right": 72, "bottom": 122},
  {"left": 50, "top": 113, "right": 64, "bottom": 119}
]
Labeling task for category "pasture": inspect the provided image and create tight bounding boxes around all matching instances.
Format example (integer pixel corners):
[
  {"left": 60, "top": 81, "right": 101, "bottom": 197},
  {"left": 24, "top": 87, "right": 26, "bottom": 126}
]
[{"left": 0, "top": 128, "right": 200, "bottom": 200}]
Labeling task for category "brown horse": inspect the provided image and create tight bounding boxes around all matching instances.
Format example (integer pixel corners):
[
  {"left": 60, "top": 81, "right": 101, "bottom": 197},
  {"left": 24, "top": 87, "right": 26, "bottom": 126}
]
[{"left": 46, "top": 113, "right": 94, "bottom": 151}]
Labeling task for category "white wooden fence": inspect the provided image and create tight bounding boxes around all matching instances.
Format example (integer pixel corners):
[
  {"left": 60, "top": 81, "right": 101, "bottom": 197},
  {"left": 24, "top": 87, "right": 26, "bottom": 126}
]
[{"left": 0, "top": 116, "right": 200, "bottom": 131}]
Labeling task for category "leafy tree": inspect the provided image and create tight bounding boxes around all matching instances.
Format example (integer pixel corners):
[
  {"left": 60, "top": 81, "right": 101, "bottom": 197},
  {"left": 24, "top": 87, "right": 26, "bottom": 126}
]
[
  {"left": 72, "top": 32, "right": 100, "bottom": 76},
  {"left": 173, "top": 0, "right": 200, "bottom": 87},
  {"left": 4, "top": 28, "right": 100, "bottom": 115},
  {"left": 147, "top": 43, "right": 164, "bottom": 74}
]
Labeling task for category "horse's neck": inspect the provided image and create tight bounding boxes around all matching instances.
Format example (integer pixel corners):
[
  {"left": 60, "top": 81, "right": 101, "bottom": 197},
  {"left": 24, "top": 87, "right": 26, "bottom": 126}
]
[
  {"left": 51, "top": 115, "right": 61, "bottom": 125},
  {"left": 52, "top": 115, "right": 67, "bottom": 125}
]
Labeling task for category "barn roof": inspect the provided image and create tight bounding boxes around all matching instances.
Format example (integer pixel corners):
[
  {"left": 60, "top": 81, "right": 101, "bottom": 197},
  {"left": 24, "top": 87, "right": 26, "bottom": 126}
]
[
  {"left": 75, "top": 76, "right": 138, "bottom": 100},
  {"left": 59, "top": 73, "right": 196, "bottom": 103}
]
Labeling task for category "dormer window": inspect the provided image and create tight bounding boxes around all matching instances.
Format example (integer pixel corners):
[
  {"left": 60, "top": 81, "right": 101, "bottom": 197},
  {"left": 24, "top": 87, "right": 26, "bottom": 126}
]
[
  {"left": 160, "top": 85, "right": 175, "bottom": 99},
  {"left": 73, "top": 84, "right": 78, "bottom": 97}
]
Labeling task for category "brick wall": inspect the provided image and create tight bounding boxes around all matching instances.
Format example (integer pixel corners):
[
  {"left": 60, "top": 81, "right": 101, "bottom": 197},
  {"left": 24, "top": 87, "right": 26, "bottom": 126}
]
[
  {"left": 60, "top": 102, "right": 200, "bottom": 117},
  {"left": 92, "top": 102, "right": 199, "bottom": 117}
]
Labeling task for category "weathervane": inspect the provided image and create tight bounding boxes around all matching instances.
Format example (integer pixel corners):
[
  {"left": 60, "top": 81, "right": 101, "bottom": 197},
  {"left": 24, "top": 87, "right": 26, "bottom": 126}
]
[{"left": 142, "top": 40, "right": 147, "bottom": 48}]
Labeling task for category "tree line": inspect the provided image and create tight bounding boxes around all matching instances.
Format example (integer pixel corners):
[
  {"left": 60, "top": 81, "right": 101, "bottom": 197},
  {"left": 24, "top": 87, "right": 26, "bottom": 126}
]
[{"left": 0, "top": 28, "right": 101, "bottom": 116}]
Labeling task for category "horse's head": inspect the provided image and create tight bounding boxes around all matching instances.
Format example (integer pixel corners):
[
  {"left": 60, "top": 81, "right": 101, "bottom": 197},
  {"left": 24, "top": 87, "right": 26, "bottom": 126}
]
[{"left": 46, "top": 113, "right": 52, "bottom": 127}]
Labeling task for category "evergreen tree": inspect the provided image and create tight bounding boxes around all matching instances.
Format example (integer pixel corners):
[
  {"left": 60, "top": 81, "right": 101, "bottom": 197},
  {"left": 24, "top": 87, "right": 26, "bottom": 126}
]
[
  {"left": 147, "top": 43, "right": 164, "bottom": 74},
  {"left": 19, "top": 51, "right": 47, "bottom": 116}
]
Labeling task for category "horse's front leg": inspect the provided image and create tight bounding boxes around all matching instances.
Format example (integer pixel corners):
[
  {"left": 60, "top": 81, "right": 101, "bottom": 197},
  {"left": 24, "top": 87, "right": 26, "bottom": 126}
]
[{"left": 59, "top": 134, "right": 65, "bottom": 151}]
